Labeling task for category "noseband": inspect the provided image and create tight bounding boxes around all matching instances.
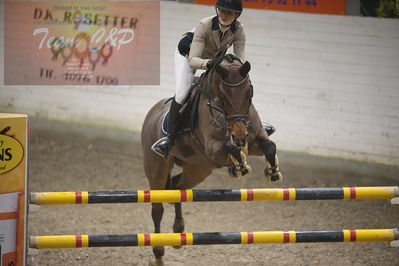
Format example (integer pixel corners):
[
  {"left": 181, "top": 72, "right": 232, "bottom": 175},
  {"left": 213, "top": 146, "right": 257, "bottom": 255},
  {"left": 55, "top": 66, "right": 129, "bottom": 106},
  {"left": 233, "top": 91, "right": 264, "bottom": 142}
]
[{"left": 220, "top": 75, "right": 249, "bottom": 87}]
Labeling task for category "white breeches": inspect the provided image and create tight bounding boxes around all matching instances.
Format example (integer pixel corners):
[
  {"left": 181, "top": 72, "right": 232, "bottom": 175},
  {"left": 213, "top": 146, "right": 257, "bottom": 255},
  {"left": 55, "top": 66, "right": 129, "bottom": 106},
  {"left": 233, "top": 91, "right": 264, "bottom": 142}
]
[{"left": 174, "top": 49, "right": 196, "bottom": 105}]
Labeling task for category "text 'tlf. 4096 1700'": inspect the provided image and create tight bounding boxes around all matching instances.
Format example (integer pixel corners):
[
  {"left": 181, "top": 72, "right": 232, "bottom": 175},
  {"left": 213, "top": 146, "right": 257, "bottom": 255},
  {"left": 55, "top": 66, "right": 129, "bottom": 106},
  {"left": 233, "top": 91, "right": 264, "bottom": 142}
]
[{"left": 40, "top": 68, "right": 119, "bottom": 85}]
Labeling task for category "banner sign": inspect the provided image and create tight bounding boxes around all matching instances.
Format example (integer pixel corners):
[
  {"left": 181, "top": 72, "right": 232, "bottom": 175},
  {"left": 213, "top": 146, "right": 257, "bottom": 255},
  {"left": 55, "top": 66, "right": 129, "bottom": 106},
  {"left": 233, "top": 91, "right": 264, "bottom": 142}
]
[
  {"left": 194, "top": 0, "right": 346, "bottom": 15},
  {"left": 0, "top": 114, "right": 28, "bottom": 266},
  {"left": 4, "top": 1, "right": 160, "bottom": 85}
]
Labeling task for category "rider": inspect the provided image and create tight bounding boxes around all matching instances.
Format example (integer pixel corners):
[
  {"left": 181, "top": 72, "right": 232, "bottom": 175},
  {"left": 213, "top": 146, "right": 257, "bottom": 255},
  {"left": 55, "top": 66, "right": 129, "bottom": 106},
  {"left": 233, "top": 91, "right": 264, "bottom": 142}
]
[{"left": 152, "top": 0, "right": 245, "bottom": 158}]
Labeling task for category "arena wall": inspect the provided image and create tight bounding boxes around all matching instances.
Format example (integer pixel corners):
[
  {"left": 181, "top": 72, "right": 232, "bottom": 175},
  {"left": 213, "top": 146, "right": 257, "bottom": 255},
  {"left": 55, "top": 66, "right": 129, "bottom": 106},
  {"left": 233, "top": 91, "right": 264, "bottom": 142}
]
[{"left": 1, "top": 2, "right": 398, "bottom": 165}]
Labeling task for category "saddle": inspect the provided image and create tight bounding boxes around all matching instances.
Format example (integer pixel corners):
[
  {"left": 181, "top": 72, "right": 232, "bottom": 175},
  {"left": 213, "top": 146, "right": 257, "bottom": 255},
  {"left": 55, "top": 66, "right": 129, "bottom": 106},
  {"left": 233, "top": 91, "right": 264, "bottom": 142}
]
[{"left": 161, "top": 76, "right": 205, "bottom": 136}]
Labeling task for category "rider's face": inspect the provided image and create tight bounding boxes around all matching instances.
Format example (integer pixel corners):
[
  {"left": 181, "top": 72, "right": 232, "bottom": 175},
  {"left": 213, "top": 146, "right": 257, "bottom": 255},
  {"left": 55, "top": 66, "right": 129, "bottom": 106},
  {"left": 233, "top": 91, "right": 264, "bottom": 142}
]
[{"left": 217, "top": 8, "right": 239, "bottom": 26}]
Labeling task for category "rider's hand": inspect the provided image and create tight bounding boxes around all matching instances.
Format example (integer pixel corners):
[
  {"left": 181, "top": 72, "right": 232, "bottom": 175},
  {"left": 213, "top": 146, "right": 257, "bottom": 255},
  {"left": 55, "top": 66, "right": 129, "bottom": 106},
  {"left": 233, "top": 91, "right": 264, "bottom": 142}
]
[{"left": 206, "top": 56, "right": 221, "bottom": 70}]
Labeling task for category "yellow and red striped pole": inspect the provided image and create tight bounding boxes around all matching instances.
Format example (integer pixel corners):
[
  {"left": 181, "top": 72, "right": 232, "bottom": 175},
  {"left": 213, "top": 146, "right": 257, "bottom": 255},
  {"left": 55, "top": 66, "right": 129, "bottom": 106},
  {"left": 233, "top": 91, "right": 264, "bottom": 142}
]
[
  {"left": 30, "top": 186, "right": 399, "bottom": 205},
  {"left": 29, "top": 228, "right": 399, "bottom": 249}
]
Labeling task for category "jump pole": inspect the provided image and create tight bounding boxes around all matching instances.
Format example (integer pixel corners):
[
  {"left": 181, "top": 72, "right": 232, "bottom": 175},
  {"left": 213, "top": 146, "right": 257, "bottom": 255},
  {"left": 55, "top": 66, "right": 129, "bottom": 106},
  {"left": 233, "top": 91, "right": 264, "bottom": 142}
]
[
  {"left": 29, "top": 229, "right": 399, "bottom": 249},
  {"left": 30, "top": 186, "right": 399, "bottom": 205}
]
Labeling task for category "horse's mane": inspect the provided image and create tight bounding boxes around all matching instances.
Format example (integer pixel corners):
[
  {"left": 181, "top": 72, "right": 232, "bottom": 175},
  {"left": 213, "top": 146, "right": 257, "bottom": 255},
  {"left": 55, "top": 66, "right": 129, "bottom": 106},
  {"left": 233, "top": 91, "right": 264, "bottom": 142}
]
[{"left": 198, "top": 54, "right": 246, "bottom": 97}]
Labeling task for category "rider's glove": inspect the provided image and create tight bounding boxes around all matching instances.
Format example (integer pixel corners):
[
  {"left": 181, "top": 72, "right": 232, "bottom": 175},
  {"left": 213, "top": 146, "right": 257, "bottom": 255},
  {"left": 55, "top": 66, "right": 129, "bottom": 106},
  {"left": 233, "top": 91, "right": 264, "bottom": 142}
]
[{"left": 206, "top": 56, "right": 221, "bottom": 70}]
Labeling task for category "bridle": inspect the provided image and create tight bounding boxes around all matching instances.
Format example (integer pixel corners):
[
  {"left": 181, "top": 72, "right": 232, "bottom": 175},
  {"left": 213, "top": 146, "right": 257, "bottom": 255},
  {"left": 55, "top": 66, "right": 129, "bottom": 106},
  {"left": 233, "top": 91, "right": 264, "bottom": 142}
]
[
  {"left": 203, "top": 61, "right": 252, "bottom": 137},
  {"left": 220, "top": 74, "right": 249, "bottom": 87}
]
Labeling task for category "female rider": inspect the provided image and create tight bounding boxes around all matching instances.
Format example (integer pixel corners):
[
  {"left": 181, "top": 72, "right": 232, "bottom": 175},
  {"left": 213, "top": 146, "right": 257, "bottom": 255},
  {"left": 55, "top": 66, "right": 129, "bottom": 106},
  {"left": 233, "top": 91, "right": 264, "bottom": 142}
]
[{"left": 152, "top": 0, "right": 245, "bottom": 158}]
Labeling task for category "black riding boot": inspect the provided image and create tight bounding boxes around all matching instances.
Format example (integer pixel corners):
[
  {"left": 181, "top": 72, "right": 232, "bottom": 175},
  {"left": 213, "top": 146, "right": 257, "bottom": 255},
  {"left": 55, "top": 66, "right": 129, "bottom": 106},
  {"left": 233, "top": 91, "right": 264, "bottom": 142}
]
[{"left": 151, "top": 99, "right": 182, "bottom": 158}]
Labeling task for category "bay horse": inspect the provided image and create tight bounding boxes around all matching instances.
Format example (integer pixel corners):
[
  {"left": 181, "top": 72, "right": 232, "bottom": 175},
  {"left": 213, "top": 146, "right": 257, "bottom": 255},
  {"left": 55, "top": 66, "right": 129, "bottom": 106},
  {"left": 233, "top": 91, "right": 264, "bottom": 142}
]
[{"left": 141, "top": 54, "right": 282, "bottom": 265}]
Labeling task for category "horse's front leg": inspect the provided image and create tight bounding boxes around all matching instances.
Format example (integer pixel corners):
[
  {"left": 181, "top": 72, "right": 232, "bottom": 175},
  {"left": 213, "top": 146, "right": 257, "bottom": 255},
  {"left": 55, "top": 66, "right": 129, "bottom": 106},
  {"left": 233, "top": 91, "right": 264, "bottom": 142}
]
[
  {"left": 251, "top": 130, "right": 283, "bottom": 182},
  {"left": 224, "top": 141, "right": 252, "bottom": 178},
  {"left": 262, "top": 139, "right": 283, "bottom": 182}
]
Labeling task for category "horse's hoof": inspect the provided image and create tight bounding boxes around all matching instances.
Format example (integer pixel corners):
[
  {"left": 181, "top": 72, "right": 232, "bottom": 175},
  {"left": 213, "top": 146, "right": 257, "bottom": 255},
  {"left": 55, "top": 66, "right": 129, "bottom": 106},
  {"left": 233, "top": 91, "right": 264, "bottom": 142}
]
[
  {"left": 149, "top": 258, "right": 164, "bottom": 266},
  {"left": 228, "top": 165, "right": 250, "bottom": 178},
  {"left": 241, "top": 163, "right": 252, "bottom": 177},
  {"left": 241, "top": 168, "right": 249, "bottom": 176},
  {"left": 152, "top": 246, "right": 165, "bottom": 259},
  {"left": 173, "top": 218, "right": 185, "bottom": 233},
  {"left": 245, "top": 164, "right": 253, "bottom": 175},
  {"left": 273, "top": 172, "right": 283, "bottom": 182},
  {"left": 228, "top": 165, "right": 238, "bottom": 178},
  {"left": 264, "top": 169, "right": 283, "bottom": 183}
]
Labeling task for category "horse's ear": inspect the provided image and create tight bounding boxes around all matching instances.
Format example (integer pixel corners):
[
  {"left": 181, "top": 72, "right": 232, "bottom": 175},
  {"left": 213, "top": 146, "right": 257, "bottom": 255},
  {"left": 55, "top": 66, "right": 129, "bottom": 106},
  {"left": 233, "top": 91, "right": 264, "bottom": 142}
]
[
  {"left": 215, "top": 63, "right": 229, "bottom": 79},
  {"left": 239, "top": 61, "right": 251, "bottom": 77}
]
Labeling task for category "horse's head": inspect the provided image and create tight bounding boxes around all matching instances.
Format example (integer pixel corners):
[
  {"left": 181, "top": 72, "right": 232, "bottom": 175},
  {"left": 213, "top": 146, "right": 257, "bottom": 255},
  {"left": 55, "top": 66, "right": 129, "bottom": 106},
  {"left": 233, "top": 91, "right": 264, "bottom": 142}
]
[{"left": 211, "top": 54, "right": 253, "bottom": 147}]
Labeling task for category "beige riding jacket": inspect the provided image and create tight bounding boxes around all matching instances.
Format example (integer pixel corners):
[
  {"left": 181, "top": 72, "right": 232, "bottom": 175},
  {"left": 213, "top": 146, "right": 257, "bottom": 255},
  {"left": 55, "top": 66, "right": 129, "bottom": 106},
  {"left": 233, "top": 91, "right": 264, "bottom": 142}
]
[{"left": 188, "top": 16, "right": 246, "bottom": 70}]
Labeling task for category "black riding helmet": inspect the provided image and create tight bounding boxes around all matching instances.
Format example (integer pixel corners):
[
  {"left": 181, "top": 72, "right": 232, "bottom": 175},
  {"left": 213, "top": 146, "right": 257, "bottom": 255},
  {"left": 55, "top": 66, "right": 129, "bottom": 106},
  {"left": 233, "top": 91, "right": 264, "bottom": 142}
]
[{"left": 215, "top": 0, "right": 243, "bottom": 14}]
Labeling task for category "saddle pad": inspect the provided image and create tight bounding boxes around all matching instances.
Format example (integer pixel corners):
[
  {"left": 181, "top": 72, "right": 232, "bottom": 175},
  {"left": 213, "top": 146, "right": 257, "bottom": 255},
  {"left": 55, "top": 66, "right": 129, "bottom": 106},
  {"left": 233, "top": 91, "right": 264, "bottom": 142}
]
[{"left": 161, "top": 89, "right": 201, "bottom": 135}]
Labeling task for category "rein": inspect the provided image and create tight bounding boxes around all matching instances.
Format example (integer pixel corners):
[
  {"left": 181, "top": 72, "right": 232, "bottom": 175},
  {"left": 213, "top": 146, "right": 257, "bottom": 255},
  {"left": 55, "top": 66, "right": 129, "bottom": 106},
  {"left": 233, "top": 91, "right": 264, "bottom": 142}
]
[{"left": 206, "top": 69, "right": 228, "bottom": 131}]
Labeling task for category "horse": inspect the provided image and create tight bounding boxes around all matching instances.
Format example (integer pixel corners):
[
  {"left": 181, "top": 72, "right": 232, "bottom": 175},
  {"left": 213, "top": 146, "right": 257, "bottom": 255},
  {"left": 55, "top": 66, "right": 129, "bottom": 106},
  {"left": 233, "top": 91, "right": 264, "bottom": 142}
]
[{"left": 141, "top": 54, "right": 282, "bottom": 265}]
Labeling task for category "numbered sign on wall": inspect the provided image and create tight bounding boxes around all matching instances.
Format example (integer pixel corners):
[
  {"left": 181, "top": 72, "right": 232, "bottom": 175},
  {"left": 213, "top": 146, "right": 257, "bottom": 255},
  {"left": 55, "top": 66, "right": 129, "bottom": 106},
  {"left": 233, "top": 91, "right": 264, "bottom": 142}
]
[{"left": 194, "top": 0, "right": 346, "bottom": 15}]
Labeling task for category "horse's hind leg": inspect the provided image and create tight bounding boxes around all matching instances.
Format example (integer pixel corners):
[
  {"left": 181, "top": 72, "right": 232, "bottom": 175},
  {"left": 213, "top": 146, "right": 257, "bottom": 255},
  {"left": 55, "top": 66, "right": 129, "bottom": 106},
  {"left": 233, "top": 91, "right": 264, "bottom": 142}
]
[
  {"left": 173, "top": 201, "right": 184, "bottom": 233},
  {"left": 169, "top": 165, "right": 212, "bottom": 238},
  {"left": 151, "top": 202, "right": 165, "bottom": 263},
  {"left": 144, "top": 151, "right": 174, "bottom": 266},
  {"left": 166, "top": 173, "right": 185, "bottom": 235}
]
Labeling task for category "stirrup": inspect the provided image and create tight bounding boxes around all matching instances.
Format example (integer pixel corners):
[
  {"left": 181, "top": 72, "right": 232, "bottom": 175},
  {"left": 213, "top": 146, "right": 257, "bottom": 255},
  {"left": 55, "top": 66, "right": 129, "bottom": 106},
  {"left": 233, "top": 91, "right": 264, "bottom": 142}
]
[
  {"left": 262, "top": 122, "right": 276, "bottom": 136},
  {"left": 151, "top": 137, "right": 171, "bottom": 158}
]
